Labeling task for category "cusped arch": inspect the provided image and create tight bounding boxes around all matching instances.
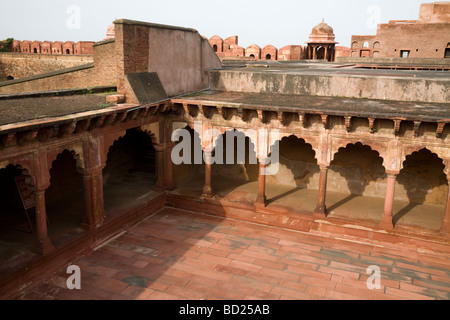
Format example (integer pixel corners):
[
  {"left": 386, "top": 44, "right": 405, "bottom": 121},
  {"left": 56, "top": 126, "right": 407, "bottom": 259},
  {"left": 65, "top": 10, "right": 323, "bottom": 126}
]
[
  {"left": 331, "top": 140, "right": 387, "bottom": 169},
  {"left": 136, "top": 127, "right": 158, "bottom": 146},
  {"left": 269, "top": 134, "right": 319, "bottom": 162},
  {"left": 210, "top": 127, "right": 258, "bottom": 155},
  {"left": 401, "top": 147, "right": 448, "bottom": 178},
  {"left": 47, "top": 147, "right": 85, "bottom": 174},
  {"left": 48, "top": 149, "right": 85, "bottom": 177}
]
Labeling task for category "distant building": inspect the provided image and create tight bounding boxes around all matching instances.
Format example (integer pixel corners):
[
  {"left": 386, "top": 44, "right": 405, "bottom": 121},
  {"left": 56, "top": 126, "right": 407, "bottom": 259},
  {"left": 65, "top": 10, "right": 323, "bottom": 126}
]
[{"left": 351, "top": 1, "right": 450, "bottom": 59}]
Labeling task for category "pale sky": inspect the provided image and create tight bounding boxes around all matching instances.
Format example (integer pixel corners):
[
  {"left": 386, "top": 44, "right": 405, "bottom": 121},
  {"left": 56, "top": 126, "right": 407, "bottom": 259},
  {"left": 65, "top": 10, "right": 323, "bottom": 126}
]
[{"left": 0, "top": 0, "right": 439, "bottom": 48}]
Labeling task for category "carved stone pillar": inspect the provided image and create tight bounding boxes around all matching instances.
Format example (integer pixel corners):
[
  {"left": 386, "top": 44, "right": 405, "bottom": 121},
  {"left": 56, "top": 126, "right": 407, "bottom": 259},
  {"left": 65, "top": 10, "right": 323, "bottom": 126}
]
[
  {"left": 441, "top": 174, "right": 450, "bottom": 236},
  {"left": 202, "top": 150, "right": 214, "bottom": 198},
  {"left": 165, "top": 143, "right": 176, "bottom": 191},
  {"left": 255, "top": 157, "right": 268, "bottom": 207},
  {"left": 82, "top": 166, "right": 106, "bottom": 230},
  {"left": 154, "top": 144, "right": 165, "bottom": 191},
  {"left": 34, "top": 189, "right": 55, "bottom": 255},
  {"left": 380, "top": 172, "right": 398, "bottom": 229},
  {"left": 315, "top": 165, "right": 329, "bottom": 216}
]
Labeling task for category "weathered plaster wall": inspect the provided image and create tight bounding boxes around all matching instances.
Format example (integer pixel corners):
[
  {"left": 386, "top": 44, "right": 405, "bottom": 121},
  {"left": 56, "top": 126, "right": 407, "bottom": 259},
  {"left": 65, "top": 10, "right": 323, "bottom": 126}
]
[{"left": 209, "top": 70, "right": 450, "bottom": 103}]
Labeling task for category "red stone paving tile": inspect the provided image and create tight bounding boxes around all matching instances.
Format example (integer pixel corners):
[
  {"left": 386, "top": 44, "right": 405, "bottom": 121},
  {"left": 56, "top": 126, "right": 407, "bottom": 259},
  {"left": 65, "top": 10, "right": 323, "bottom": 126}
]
[
  {"left": 148, "top": 291, "right": 181, "bottom": 300},
  {"left": 385, "top": 286, "right": 436, "bottom": 300},
  {"left": 278, "top": 279, "right": 308, "bottom": 292},
  {"left": 198, "top": 253, "right": 232, "bottom": 266},
  {"left": 389, "top": 267, "right": 432, "bottom": 280},
  {"left": 399, "top": 282, "right": 450, "bottom": 300},
  {"left": 108, "top": 293, "right": 134, "bottom": 300},
  {"left": 328, "top": 260, "right": 369, "bottom": 274},
  {"left": 271, "top": 286, "right": 310, "bottom": 300},
  {"left": 185, "top": 281, "right": 255, "bottom": 300},
  {"left": 14, "top": 208, "right": 450, "bottom": 301},
  {"left": 242, "top": 248, "right": 281, "bottom": 262},
  {"left": 171, "top": 261, "right": 234, "bottom": 282},
  {"left": 121, "top": 285, "right": 155, "bottom": 299},
  {"left": 253, "top": 258, "right": 287, "bottom": 270},
  {"left": 229, "top": 260, "right": 263, "bottom": 273},
  {"left": 430, "top": 274, "right": 450, "bottom": 284},
  {"left": 91, "top": 276, "right": 129, "bottom": 294},
  {"left": 318, "top": 265, "right": 361, "bottom": 280},
  {"left": 284, "top": 252, "right": 329, "bottom": 265},
  {"left": 214, "top": 264, "right": 251, "bottom": 277},
  {"left": 147, "top": 280, "right": 170, "bottom": 292},
  {"left": 334, "top": 283, "right": 376, "bottom": 299},
  {"left": 165, "top": 284, "right": 209, "bottom": 300},
  {"left": 260, "top": 266, "right": 301, "bottom": 282},
  {"left": 247, "top": 289, "right": 281, "bottom": 300},
  {"left": 230, "top": 276, "right": 275, "bottom": 293},
  {"left": 371, "top": 247, "right": 420, "bottom": 263},
  {"left": 286, "top": 265, "right": 332, "bottom": 280},
  {"left": 395, "top": 261, "right": 449, "bottom": 278},
  {"left": 412, "top": 278, "right": 450, "bottom": 292},
  {"left": 155, "top": 274, "right": 191, "bottom": 287},
  {"left": 305, "top": 285, "right": 327, "bottom": 298},
  {"left": 185, "top": 237, "right": 215, "bottom": 248},
  {"left": 277, "top": 239, "right": 322, "bottom": 252},
  {"left": 275, "top": 246, "right": 312, "bottom": 256},
  {"left": 210, "top": 242, "right": 246, "bottom": 254},
  {"left": 279, "top": 258, "right": 318, "bottom": 271},
  {"left": 324, "top": 289, "right": 367, "bottom": 300},
  {"left": 373, "top": 291, "right": 408, "bottom": 300},
  {"left": 227, "top": 253, "right": 255, "bottom": 263},
  {"left": 133, "top": 260, "right": 150, "bottom": 268},
  {"left": 98, "top": 245, "right": 137, "bottom": 258},
  {"left": 182, "top": 256, "right": 221, "bottom": 270},
  {"left": 330, "top": 274, "right": 344, "bottom": 283},
  {"left": 75, "top": 283, "right": 115, "bottom": 300},
  {"left": 300, "top": 276, "right": 337, "bottom": 291}
]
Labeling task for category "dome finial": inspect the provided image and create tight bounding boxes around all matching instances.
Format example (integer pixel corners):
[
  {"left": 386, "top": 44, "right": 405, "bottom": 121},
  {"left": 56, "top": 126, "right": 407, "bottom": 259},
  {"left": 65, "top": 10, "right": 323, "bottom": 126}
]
[{"left": 322, "top": 18, "right": 324, "bottom": 23}]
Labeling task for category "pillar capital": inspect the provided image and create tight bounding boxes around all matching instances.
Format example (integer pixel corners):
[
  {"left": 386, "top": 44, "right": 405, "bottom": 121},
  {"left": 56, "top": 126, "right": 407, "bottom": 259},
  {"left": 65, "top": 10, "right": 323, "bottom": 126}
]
[{"left": 385, "top": 170, "right": 400, "bottom": 178}]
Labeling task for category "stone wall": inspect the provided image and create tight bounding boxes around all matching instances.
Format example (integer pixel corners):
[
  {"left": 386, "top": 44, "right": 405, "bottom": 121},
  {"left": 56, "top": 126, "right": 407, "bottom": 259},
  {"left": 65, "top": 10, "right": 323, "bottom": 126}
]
[
  {"left": 209, "top": 69, "right": 450, "bottom": 103},
  {"left": 0, "top": 40, "right": 116, "bottom": 94},
  {"left": 0, "top": 52, "right": 93, "bottom": 81},
  {"left": 114, "top": 19, "right": 222, "bottom": 101}
]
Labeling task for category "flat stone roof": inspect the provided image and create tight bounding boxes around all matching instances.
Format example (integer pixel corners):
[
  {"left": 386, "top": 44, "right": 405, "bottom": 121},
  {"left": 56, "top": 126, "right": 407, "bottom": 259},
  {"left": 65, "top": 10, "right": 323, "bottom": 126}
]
[
  {"left": 175, "top": 90, "right": 450, "bottom": 122},
  {"left": 0, "top": 93, "right": 113, "bottom": 127}
]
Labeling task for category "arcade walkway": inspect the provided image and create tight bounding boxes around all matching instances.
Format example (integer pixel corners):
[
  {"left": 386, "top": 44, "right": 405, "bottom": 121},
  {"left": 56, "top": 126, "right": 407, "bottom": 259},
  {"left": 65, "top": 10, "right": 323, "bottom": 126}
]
[{"left": 16, "top": 207, "right": 450, "bottom": 300}]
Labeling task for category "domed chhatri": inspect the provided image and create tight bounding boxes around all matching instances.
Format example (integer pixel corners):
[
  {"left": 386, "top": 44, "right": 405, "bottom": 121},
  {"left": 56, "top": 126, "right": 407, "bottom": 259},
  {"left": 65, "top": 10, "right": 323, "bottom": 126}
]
[
  {"left": 308, "top": 19, "right": 338, "bottom": 43},
  {"left": 306, "top": 19, "right": 338, "bottom": 62},
  {"left": 311, "top": 19, "right": 335, "bottom": 36}
]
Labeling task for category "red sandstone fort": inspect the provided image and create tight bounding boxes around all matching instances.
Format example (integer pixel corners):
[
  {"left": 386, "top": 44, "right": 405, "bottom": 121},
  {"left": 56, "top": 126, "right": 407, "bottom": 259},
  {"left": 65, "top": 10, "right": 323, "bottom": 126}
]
[{"left": 0, "top": 1, "right": 449, "bottom": 302}]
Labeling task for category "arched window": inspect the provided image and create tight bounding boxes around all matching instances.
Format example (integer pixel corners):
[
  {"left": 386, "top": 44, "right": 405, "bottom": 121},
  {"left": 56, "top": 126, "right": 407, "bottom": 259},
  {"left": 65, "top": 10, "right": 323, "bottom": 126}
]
[
  {"left": 33, "top": 48, "right": 37, "bottom": 53},
  {"left": 250, "top": 54, "right": 255, "bottom": 58},
  {"left": 266, "top": 54, "right": 271, "bottom": 60},
  {"left": 213, "top": 44, "right": 218, "bottom": 52},
  {"left": 363, "top": 41, "right": 369, "bottom": 48},
  {"left": 351, "top": 41, "right": 359, "bottom": 49},
  {"left": 373, "top": 41, "right": 380, "bottom": 49},
  {"left": 66, "top": 49, "right": 70, "bottom": 54},
  {"left": 6, "top": 75, "right": 14, "bottom": 80}
]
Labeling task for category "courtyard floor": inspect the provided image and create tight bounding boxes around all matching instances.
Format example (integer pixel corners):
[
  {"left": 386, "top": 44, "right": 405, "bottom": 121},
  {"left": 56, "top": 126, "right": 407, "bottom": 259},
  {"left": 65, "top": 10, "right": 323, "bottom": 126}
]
[{"left": 15, "top": 206, "right": 450, "bottom": 300}]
